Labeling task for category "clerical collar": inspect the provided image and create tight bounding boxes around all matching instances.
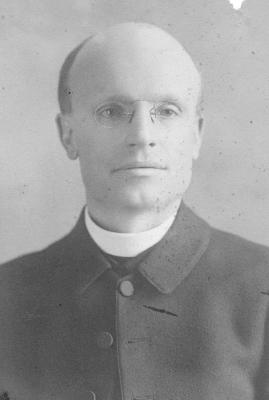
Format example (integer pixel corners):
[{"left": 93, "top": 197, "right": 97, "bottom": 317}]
[{"left": 84, "top": 205, "right": 180, "bottom": 257}]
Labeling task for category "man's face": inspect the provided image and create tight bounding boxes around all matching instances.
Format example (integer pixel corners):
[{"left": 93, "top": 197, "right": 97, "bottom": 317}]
[{"left": 60, "top": 29, "right": 202, "bottom": 217}]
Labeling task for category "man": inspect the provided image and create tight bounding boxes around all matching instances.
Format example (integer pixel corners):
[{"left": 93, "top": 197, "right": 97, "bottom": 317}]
[{"left": 0, "top": 22, "right": 268, "bottom": 400}]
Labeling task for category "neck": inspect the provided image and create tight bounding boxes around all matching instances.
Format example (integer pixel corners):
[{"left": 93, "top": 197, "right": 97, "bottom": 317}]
[{"left": 86, "top": 199, "right": 182, "bottom": 233}]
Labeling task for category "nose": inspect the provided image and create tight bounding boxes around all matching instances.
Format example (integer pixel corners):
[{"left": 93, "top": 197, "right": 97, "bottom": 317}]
[{"left": 125, "top": 102, "right": 156, "bottom": 149}]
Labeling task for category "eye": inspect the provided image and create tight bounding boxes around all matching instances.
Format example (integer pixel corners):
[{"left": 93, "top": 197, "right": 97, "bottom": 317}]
[
  {"left": 156, "top": 104, "right": 181, "bottom": 118},
  {"left": 95, "top": 103, "right": 125, "bottom": 120}
]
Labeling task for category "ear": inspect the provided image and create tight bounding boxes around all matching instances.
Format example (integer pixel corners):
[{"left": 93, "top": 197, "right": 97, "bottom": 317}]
[
  {"left": 192, "top": 116, "right": 204, "bottom": 160},
  {"left": 55, "top": 113, "right": 78, "bottom": 160}
]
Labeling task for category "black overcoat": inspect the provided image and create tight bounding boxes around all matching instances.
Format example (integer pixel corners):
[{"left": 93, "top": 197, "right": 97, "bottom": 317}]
[{"left": 0, "top": 203, "right": 268, "bottom": 400}]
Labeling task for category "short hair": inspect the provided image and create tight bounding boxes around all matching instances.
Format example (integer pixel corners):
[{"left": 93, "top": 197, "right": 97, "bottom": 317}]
[{"left": 57, "top": 38, "right": 89, "bottom": 114}]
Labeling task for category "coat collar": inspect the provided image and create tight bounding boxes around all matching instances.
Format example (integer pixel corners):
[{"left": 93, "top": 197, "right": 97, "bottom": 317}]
[
  {"left": 59, "top": 202, "right": 211, "bottom": 295},
  {"left": 138, "top": 202, "right": 211, "bottom": 293}
]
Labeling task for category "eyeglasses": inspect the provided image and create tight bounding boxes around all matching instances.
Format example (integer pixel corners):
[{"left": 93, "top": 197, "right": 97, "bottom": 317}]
[{"left": 94, "top": 101, "right": 182, "bottom": 128}]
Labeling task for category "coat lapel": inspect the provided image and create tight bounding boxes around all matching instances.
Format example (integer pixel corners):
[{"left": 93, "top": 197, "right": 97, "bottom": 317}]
[{"left": 138, "top": 202, "right": 211, "bottom": 294}]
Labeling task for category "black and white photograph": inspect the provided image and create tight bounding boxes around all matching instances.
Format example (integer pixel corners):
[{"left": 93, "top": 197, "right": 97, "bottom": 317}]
[{"left": 0, "top": 1, "right": 269, "bottom": 399}]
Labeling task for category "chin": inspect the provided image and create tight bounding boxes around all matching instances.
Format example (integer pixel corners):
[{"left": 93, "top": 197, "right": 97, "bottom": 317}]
[{"left": 115, "top": 187, "right": 161, "bottom": 211}]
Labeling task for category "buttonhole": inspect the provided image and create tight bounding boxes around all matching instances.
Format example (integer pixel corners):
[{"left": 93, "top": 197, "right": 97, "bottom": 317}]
[
  {"left": 127, "top": 337, "right": 149, "bottom": 344},
  {"left": 143, "top": 304, "right": 178, "bottom": 317}
]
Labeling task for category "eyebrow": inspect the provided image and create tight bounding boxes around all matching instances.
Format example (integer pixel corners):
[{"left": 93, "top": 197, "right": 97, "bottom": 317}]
[{"left": 94, "top": 94, "right": 185, "bottom": 109}]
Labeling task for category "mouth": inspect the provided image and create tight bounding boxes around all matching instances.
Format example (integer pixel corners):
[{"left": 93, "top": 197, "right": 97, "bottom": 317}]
[{"left": 113, "top": 162, "right": 167, "bottom": 172}]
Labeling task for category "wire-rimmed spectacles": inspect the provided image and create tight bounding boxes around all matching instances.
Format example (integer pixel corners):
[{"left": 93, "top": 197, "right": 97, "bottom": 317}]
[{"left": 94, "top": 101, "right": 182, "bottom": 128}]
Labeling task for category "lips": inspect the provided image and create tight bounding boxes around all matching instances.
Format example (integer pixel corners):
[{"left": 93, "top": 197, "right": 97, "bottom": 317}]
[{"left": 113, "top": 161, "right": 167, "bottom": 172}]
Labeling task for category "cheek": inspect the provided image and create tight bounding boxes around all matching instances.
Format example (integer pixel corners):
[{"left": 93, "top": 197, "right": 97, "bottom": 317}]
[
  {"left": 165, "top": 130, "right": 195, "bottom": 165},
  {"left": 75, "top": 126, "right": 113, "bottom": 163}
]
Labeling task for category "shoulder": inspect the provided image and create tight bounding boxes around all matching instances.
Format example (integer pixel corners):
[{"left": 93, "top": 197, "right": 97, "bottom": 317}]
[
  {"left": 0, "top": 209, "right": 88, "bottom": 306},
  {"left": 203, "top": 226, "right": 269, "bottom": 296},
  {"left": 207, "top": 226, "right": 269, "bottom": 269},
  {"left": 0, "top": 232, "right": 73, "bottom": 301},
  {"left": 182, "top": 203, "right": 269, "bottom": 285}
]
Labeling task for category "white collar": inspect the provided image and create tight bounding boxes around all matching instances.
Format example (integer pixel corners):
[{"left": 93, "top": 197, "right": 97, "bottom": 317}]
[{"left": 84, "top": 205, "right": 179, "bottom": 257}]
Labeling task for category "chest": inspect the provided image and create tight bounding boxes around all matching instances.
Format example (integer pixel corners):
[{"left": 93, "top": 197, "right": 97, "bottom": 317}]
[{"left": 1, "top": 270, "right": 261, "bottom": 400}]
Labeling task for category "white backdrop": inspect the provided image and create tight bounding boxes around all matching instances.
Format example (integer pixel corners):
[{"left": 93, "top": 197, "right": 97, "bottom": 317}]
[{"left": 1, "top": 0, "right": 269, "bottom": 263}]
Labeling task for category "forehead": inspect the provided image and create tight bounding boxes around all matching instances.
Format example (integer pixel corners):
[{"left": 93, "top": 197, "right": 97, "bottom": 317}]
[{"left": 69, "top": 28, "right": 200, "bottom": 110}]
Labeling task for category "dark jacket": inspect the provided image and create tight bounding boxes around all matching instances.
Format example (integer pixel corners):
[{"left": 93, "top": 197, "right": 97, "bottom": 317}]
[{"left": 0, "top": 203, "right": 268, "bottom": 400}]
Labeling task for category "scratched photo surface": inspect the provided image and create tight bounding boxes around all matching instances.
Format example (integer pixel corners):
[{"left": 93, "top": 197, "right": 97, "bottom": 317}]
[
  {"left": 0, "top": 0, "right": 269, "bottom": 261},
  {"left": 0, "top": 2, "right": 269, "bottom": 400}
]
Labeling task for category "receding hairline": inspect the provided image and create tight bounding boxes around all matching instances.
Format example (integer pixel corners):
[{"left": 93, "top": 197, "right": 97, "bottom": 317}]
[{"left": 58, "top": 23, "right": 203, "bottom": 115}]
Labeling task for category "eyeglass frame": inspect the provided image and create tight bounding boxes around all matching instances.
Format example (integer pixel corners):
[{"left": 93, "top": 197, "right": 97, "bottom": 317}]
[{"left": 93, "top": 99, "right": 183, "bottom": 128}]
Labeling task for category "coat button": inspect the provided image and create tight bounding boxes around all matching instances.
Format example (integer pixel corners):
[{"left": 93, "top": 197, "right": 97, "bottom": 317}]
[
  {"left": 97, "top": 331, "right": 114, "bottom": 349},
  {"left": 119, "top": 280, "right": 134, "bottom": 297},
  {"left": 88, "top": 391, "right": 96, "bottom": 400}
]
